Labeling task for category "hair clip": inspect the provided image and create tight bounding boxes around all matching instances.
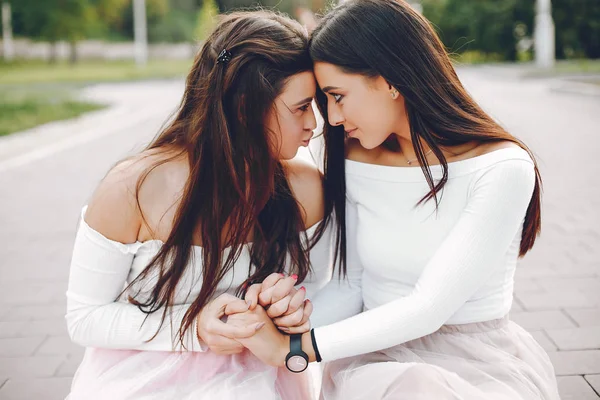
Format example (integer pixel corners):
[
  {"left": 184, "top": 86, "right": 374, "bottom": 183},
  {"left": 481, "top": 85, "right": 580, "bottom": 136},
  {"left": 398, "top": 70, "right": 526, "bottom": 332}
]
[{"left": 216, "top": 49, "right": 232, "bottom": 64}]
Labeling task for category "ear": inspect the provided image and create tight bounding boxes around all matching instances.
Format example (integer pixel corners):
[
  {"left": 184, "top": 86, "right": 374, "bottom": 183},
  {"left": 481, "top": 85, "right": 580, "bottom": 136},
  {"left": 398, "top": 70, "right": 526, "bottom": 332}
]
[{"left": 386, "top": 81, "right": 400, "bottom": 100}]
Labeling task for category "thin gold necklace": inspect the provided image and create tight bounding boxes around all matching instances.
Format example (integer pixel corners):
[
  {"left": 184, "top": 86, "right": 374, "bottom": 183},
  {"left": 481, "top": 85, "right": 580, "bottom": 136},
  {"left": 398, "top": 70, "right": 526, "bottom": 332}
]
[{"left": 405, "top": 149, "right": 433, "bottom": 165}]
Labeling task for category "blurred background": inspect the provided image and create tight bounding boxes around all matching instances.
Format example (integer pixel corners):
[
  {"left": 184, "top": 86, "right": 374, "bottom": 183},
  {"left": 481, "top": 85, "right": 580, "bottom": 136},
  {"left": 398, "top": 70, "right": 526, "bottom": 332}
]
[{"left": 0, "top": 1, "right": 599, "bottom": 399}]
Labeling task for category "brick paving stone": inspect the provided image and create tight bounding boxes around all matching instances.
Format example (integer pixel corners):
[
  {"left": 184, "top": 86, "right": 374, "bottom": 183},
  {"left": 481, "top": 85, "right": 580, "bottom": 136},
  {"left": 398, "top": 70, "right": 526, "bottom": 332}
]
[
  {"left": 536, "top": 277, "right": 600, "bottom": 292},
  {"left": 0, "top": 321, "right": 27, "bottom": 338},
  {"left": 510, "top": 310, "right": 576, "bottom": 331},
  {"left": 19, "top": 319, "right": 68, "bottom": 337},
  {"left": 548, "top": 350, "right": 600, "bottom": 376},
  {"left": 546, "top": 327, "right": 600, "bottom": 351},
  {"left": 0, "top": 377, "right": 72, "bottom": 400},
  {"left": 0, "top": 356, "right": 64, "bottom": 378},
  {"left": 565, "top": 309, "right": 600, "bottom": 328},
  {"left": 511, "top": 297, "right": 525, "bottom": 312},
  {"left": 513, "top": 279, "right": 544, "bottom": 294},
  {"left": 56, "top": 353, "right": 84, "bottom": 377},
  {"left": 0, "top": 337, "right": 46, "bottom": 357},
  {"left": 0, "top": 284, "right": 64, "bottom": 306},
  {"left": 530, "top": 330, "right": 558, "bottom": 352},
  {"left": 584, "top": 375, "right": 600, "bottom": 396},
  {"left": 35, "top": 336, "right": 82, "bottom": 357},
  {"left": 516, "top": 290, "right": 599, "bottom": 311},
  {"left": 557, "top": 376, "right": 599, "bottom": 400},
  {"left": 3, "top": 305, "right": 66, "bottom": 322}
]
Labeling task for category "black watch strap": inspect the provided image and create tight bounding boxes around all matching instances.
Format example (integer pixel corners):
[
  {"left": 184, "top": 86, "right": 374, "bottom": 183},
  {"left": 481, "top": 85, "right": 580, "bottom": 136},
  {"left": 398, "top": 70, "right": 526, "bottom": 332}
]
[
  {"left": 310, "top": 329, "right": 322, "bottom": 362},
  {"left": 290, "top": 333, "right": 303, "bottom": 353},
  {"left": 285, "top": 334, "right": 309, "bottom": 373}
]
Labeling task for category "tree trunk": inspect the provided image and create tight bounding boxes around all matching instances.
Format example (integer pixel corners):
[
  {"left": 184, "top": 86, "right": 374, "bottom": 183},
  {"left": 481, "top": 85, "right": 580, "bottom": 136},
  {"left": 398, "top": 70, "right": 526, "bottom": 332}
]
[
  {"left": 69, "top": 40, "right": 78, "bottom": 64},
  {"left": 49, "top": 41, "right": 58, "bottom": 64},
  {"left": 1, "top": 2, "right": 14, "bottom": 61}
]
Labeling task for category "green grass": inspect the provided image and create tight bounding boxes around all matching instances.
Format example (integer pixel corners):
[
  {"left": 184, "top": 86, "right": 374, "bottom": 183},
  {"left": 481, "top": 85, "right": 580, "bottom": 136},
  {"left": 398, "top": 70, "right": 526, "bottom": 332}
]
[
  {"left": 0, "top": 88, "right": 106, "bottom": 136},
  {"left": 0, "top": 59, "right": 193, "bottom": 85},
  {"left": 522, "top": 59, "right": 600, "bottom": 77},
  {"left": 450, "top": 51, "right": 506, "bottom": 65},
  {"left": 0, "top": 59, "right": 193, "bottom": 136},
  {"left": 549, "top": 59, "right": 600, "bottom": 74}
]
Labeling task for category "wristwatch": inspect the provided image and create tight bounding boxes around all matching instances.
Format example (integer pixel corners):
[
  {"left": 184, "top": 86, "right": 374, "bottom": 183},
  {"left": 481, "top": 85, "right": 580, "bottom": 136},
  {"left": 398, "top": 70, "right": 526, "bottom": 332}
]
[{"left": 285, "top": 334, "right": 309, "bottom": 373}]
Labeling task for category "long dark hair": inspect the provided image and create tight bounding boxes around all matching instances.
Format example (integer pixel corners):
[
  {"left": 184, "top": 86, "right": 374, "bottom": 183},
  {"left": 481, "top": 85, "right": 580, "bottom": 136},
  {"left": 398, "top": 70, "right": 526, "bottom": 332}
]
[
  {"left": 309, "top": 0, "right": 542, "bottom": 276},
  {"left": 125, "top": 11, "right": 314, "bottom": 347}
]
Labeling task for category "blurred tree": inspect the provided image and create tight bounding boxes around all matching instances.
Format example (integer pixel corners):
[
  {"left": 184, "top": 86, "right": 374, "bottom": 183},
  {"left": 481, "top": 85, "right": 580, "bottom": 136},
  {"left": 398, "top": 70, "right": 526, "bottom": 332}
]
[
  {"left": 195, "top": 0, "right": 219, "bottom": 41},
  {"left": 423, "top": 0, "right": 535, "bottom": 61},
  {"left": 553, "top": 0, "right": 600, "bottom": 59},
  {"left": 12, "top": 0, "right": 97, "bottom": 63},
  {"left": 423, "top": 0, "right": 600, "bottom": 61},
  {"left": 9, "top": 0, "right": 327, "bottom": 46},
  {"left": 93, "top": 0, "right": 129, "bottom": 26},
  {"left": 150, "top": 8, "right": 196, "bottom": 42}
]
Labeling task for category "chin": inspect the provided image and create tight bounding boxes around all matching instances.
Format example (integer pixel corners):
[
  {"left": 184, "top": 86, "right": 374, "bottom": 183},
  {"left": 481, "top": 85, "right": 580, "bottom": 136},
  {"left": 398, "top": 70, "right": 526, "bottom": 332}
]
[
  {"left": 279, "top": 148, "right": 298, "bottom": 161},
  {"left": 357, "top": 137, "right": 380, "bottom": 150}
]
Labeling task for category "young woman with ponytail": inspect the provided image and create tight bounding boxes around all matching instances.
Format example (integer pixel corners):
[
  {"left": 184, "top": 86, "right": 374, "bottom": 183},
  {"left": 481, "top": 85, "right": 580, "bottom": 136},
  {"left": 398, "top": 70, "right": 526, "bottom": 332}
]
[{"left": 65, "top": 11, "right": 331, "bottom": 399}]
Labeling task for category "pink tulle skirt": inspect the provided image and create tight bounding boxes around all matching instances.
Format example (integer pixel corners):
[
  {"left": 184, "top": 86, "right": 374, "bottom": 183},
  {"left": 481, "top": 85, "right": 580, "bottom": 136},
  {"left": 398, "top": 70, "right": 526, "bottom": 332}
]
[
  {"left": 320, "top": 316, "right": 559, "bottom": 400},
  {"left": 67, "top": 348, "right": 313, "bottom": 400}
]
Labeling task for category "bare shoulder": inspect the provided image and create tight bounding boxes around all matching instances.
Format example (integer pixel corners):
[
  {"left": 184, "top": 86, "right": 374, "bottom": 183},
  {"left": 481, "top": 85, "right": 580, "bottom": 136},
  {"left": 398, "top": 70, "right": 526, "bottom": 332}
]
[
  {"left": 85, "top": 153, "right": 152, "bottom": 243},
  {"left": 477, "top": 140, "right": 521, "bottom": 155},
  {"left": 85, "top": 148, "right": 188, "bottom": 243},
  {"left": 283, "top": 157, "right": 324, "bottom": 229}
]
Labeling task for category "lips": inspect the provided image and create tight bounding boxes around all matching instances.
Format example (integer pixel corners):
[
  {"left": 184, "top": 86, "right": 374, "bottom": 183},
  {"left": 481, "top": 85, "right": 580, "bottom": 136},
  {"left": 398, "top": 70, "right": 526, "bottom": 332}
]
[{"left": 345, "top": 128, "right": 357, "bottom": 137}]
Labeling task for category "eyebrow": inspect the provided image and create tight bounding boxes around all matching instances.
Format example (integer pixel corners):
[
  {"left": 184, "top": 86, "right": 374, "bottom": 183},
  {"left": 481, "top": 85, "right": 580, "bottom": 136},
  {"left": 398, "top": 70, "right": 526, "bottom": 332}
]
[
  {"left": 321, "top": 86, "right": 341, "bottom": 93},
  {"left": 292, "top": 97, "right": 314, "bottom": 106}
]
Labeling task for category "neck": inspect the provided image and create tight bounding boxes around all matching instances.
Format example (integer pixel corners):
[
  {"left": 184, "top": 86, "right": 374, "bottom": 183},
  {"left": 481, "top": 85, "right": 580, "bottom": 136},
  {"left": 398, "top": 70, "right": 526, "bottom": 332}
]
[{"left": 394, "top": 135, "right": 479, "bottom": 165}]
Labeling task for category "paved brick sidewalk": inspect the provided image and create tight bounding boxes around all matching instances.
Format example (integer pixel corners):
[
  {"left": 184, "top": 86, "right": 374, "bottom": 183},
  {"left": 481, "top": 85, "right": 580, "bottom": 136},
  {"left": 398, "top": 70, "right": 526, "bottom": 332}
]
[{"left": 0, "top": 71, "right": 598, "bottom": 399}]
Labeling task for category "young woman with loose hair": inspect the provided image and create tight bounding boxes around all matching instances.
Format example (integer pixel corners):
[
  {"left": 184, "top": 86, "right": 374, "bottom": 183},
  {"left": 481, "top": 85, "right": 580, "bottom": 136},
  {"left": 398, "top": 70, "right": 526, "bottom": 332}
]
[
  {"left": 230, "top": 1, "right": 560, "bottom": 398},
  {"left": 65, "top": 10, "right": 332, "bottom": 399}
]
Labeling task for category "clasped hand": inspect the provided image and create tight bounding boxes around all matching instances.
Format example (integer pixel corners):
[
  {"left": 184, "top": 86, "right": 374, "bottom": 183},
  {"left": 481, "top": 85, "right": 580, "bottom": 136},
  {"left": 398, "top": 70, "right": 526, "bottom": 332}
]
[{"left": 196, "top": 272, "right": 312, "bottom": 364}]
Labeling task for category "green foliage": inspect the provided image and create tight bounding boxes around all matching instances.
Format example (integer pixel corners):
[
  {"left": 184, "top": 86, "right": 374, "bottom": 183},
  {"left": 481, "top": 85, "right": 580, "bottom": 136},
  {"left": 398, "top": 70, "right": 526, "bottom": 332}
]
[
  {"left": 149, "top": 9, "right": 197, "bottom": 42},
  {"left": 0, "top": 87, "right": 105, "bottom": 137},
  {"left": 195, "top": 0, "right": 219, "bottom": 41},
  {"left": 422, "top": 0, "right": 600, "bottom": 62},
  {"left": 12, "top": 0, "right": 98, "bottom": 42},
  {"left": 422, "top": 0, "right": 534, "bottom": 62},
  {"left": 0, "top": 59, "right": 192, "bottom": 84},
  {"left": 553, "top": 0, "right": 600, "bottom": 59}
]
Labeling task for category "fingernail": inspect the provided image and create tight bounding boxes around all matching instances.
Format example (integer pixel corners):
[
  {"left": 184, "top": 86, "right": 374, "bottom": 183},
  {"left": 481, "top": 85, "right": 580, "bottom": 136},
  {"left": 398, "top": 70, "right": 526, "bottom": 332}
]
[
  {"left": 280, "top": 327, "right": 290, "bottom": 332},
  {"left": 300, "top": 286, "right": 306, "bottom": 291},
  {"left": 255, "top": 322, "right": 265, "bottom": 330},
  {"left": 246, "top": 299, "right": 252, "bottom": 308},
  {"left": 291, "top": 274, "right": 298, "bottom": 280},
  {"left": 279, "top": 273, "right": 285, "bottom": 277}
]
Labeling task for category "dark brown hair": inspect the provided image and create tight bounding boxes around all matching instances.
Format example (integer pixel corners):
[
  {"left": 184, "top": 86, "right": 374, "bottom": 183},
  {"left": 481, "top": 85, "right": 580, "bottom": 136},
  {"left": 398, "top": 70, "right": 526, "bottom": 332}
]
[
  {"left": 126, "top": 10, "right": 314, "bottom": 347},
  {"left": 309, "top": 0, "right": 542, "bottom": 275}
]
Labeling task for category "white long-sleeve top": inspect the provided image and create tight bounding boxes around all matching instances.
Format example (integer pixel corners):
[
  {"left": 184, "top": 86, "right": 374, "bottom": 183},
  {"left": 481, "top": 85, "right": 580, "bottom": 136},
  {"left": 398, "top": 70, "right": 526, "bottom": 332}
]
[
  {"left": 310, "top": 147, "right": 536, "bottom": 362},
  {"left": 66, "top": 206, "right": 333, "bottom": 352}
]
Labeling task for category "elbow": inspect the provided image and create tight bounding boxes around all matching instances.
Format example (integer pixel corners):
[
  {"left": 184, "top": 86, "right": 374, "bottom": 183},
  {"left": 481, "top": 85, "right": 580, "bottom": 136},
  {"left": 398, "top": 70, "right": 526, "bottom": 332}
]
[
  {"left": 65, "top": 311, "right": 86, "bottom": 347},
  {"left": 65, "top": 304, "right": 97, "bottom": 348}
]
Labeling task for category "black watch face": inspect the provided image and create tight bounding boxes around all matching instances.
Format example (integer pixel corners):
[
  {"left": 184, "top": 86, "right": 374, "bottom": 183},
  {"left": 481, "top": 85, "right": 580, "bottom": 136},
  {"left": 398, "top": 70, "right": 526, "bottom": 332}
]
[{"left": 286, "top": 355, "right": 308, "bottom": 373}]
